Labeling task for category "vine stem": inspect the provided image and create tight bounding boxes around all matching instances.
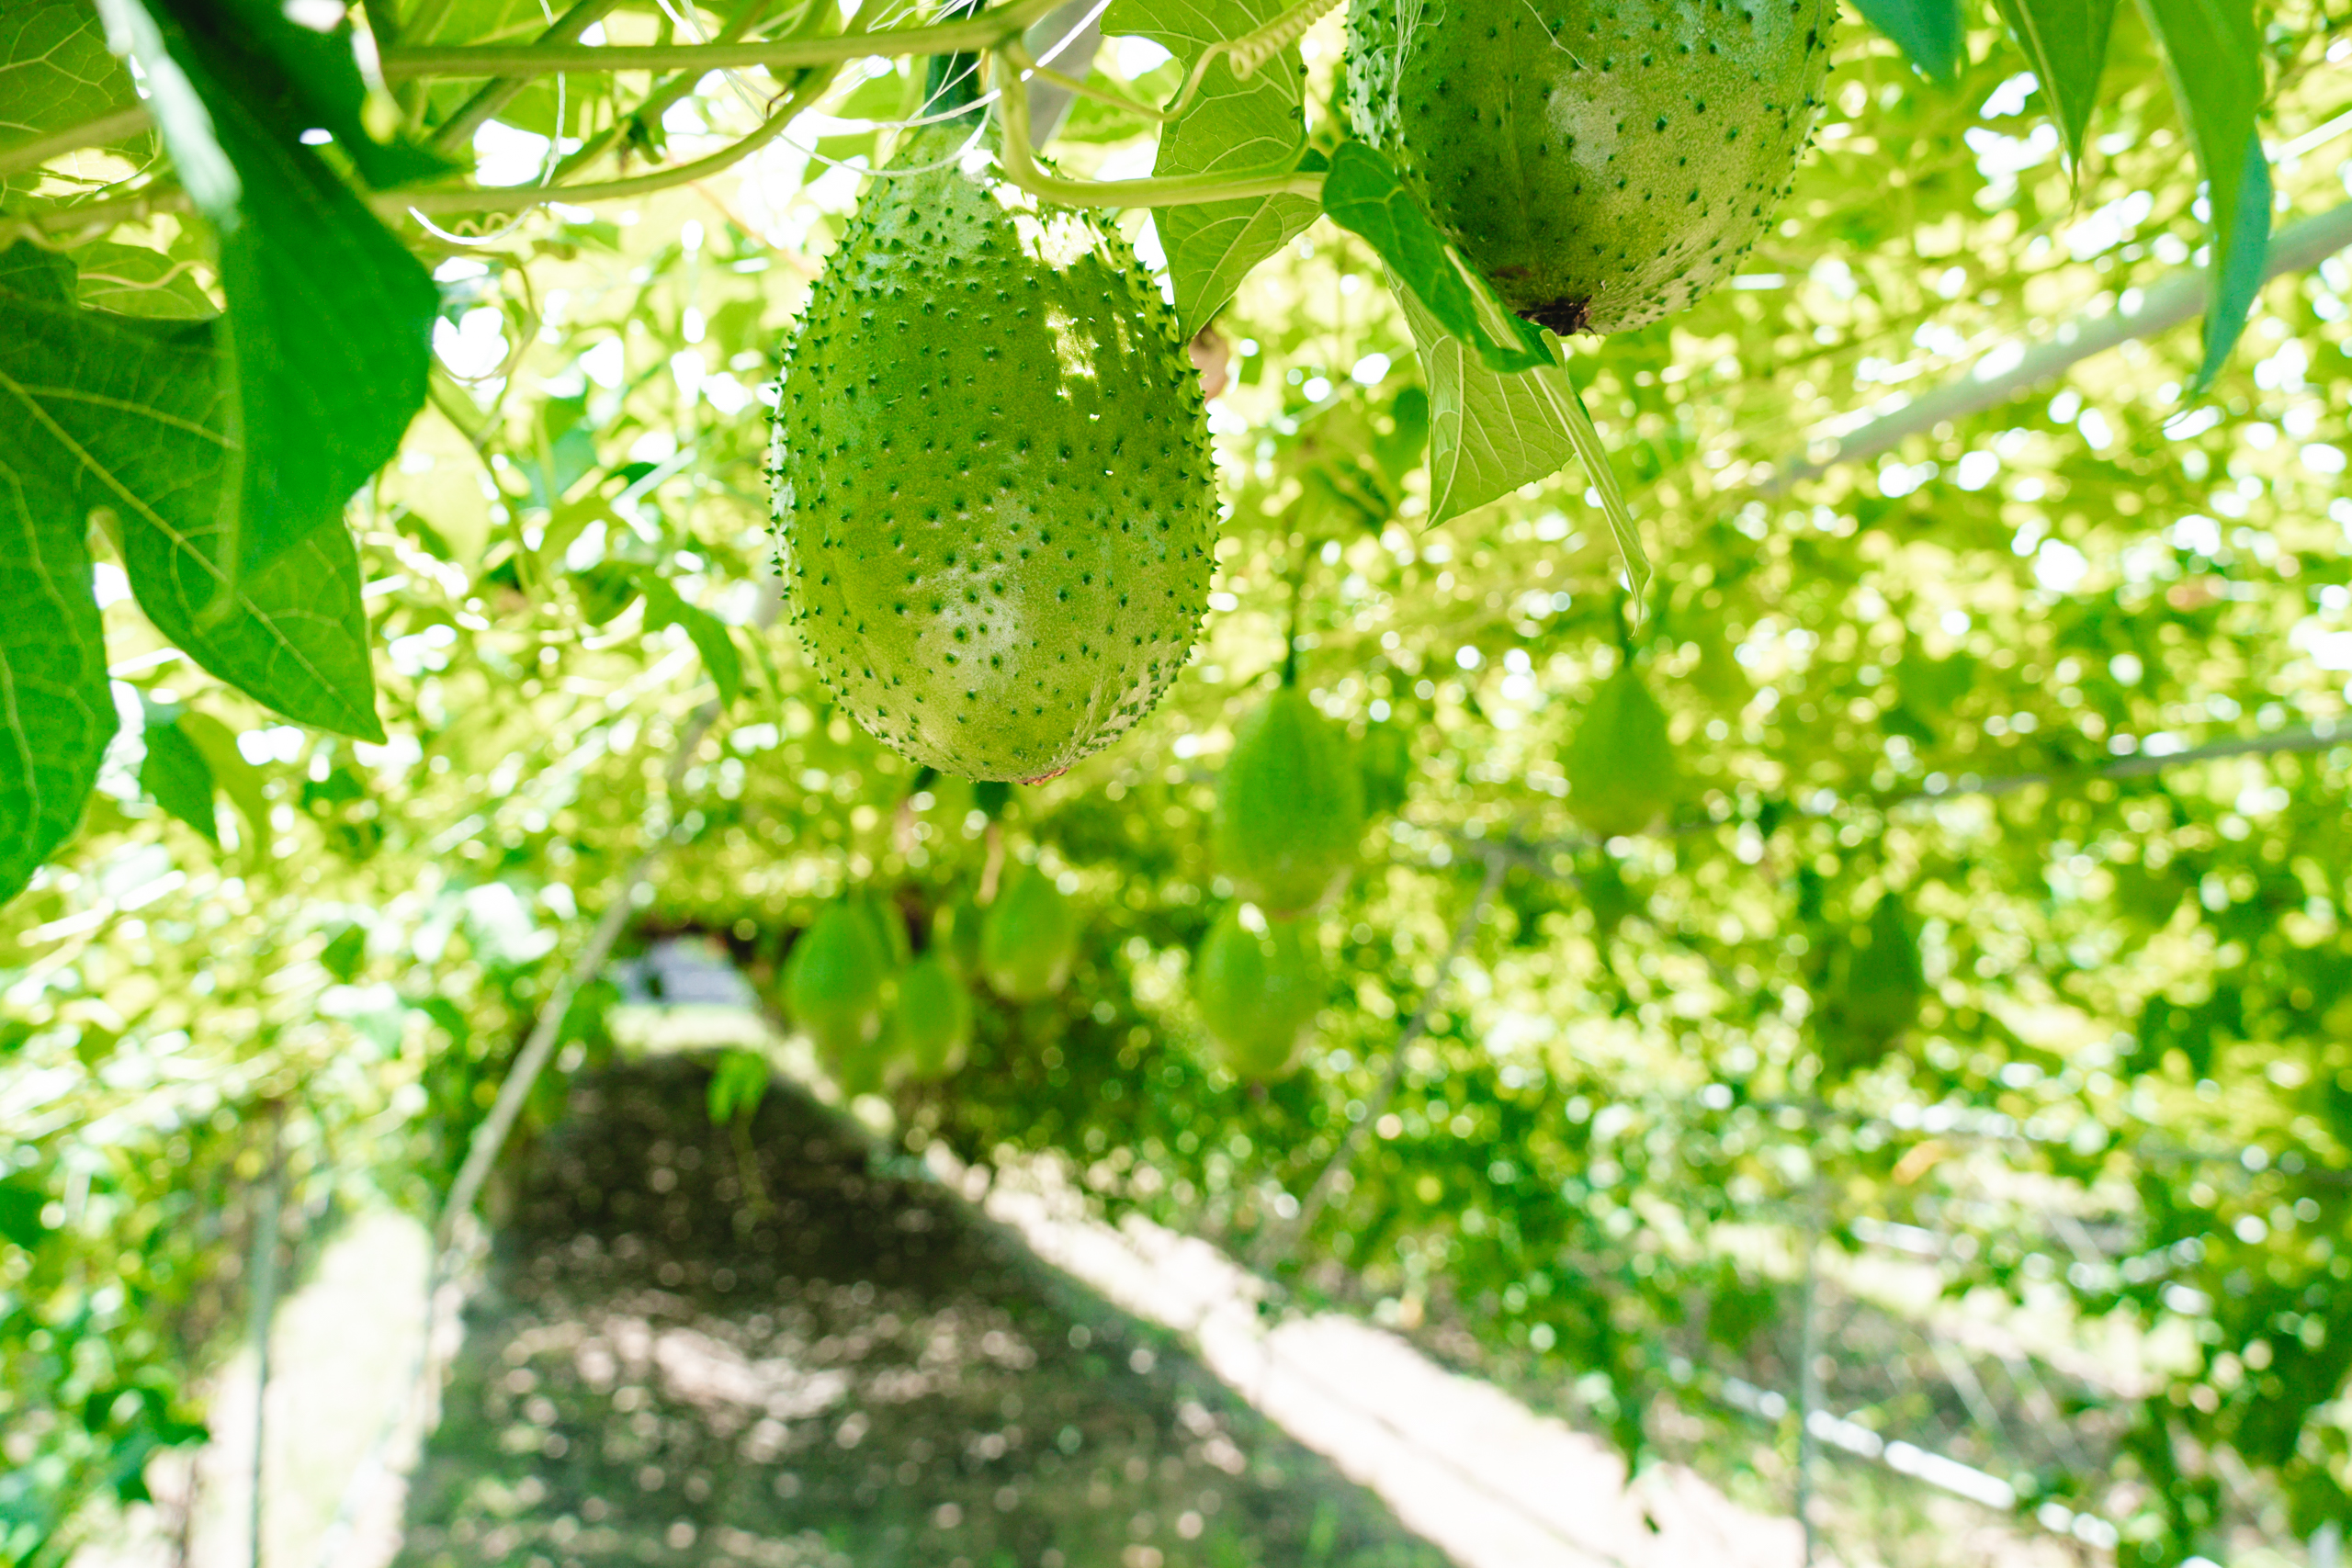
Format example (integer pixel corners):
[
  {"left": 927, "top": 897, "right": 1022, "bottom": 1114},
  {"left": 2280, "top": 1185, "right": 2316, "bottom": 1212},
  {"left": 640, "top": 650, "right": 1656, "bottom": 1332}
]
[
  {"left": 989, "top": 45, "right": 1323, "bottom": 209},
  {"left": 377, "top": 0, "right": 1066, "bottom": 77},
  {"left": 427, "top": 0, "right": 626, "bottom": 154},
  {"left": 1794, "top": 1205, "right": 1825, "bottom": 1565},
  {"left": 395, "top": 68, "right": 832, "bottom": 216},
  {"left": 1252, "top": 852, "right": 1505, "bottom": 1272}
]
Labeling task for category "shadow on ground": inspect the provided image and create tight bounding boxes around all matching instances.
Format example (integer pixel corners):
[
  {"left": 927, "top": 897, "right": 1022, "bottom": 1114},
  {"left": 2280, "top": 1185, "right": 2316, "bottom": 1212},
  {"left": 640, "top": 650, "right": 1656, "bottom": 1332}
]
[{"left": 395, "top": 1056, "right": 1448, "bottom": 1568}]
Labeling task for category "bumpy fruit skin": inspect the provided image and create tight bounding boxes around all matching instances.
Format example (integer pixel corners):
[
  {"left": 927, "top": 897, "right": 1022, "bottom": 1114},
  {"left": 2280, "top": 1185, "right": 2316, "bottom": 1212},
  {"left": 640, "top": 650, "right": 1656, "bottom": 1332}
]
[
  {"left": 981, "top": 866, "right": 1080, "bottom": 1001},
  {"left": 893, "top": 954, "right": 974, "bottom": 1080},
  {"left": 1215, "top": 688, "right": 1366, "bottom": 916},
  {"left": 785, "top": 902, "right": 893, "bottom": 1075},
  {"left": 770, "top": 128, "right": 1219, "bottom": 782},
  {"left": 1345, "top": 0, "right": 1833, "bottom": 333},
  {"left": 1194, "top": 904, "right": 1324, "bottom": 1080},
  {"left": 1564, "top": 666, "right": 1676, "bottom": 839}
]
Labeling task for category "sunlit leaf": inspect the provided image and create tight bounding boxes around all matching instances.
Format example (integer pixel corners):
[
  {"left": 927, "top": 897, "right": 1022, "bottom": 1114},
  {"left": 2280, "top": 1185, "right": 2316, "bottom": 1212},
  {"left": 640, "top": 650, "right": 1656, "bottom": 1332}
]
[
  {"left": 0, "top": 254, "right": 113, "bottom": 907},
  {"left": 0, "top": 0, "right": 146, "bottom": 197},
  {"left": 0, "top": 243, "right": 382, "bottom": 739},
  {"left": 1393, "top": 283, "right": 1649, "bottom": 596},
  {"left": 98, "top": 0, "right": 440, "bottom": 591},
  {"left": 137, "top": 709, "right": 220, "bottom": 845},
  {"left": 1849, "top": 0, "right": 1965, "bottom": 80},
  {"left": 1991, "top": 0, "right": 2117, "bottom": 171},
  {"left": 1321, "top": 141, "right": 1549, "bottom": 375},
  {"left": 2138, "top": 0, "right": 2267, "bottom": 389},
  {"left": 1102, "top": 0, "right": 1318, "bottom": 335}
]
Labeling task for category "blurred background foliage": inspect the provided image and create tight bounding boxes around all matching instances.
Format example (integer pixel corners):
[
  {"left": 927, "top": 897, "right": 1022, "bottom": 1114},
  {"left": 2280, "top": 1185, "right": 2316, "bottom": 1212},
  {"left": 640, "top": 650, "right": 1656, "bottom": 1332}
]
[{"left": 7, "top": 2, "right": 2352, "bottom": 1564}]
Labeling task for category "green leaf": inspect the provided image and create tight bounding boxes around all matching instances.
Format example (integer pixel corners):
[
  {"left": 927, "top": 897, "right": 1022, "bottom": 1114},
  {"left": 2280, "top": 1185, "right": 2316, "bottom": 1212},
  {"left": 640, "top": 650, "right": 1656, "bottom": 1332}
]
[
  {"left": 0, "top": 1179, "right": 49, "bottom": 1251},
  {"left": 153, "top": 0, "right": 452, "bottom": 191},
  {"left": 640, "top": 572, "right": 745, "bottom": 708},
  {"left": 1990, "top": 0, "right": 2117, "bottom": 171},
  {"left": 67, "top": 240, "right": 218, "bottom": 320},
  {"left": 137, "top": 710, "right": 220, "bottom": 845},
  {"left": 1393, "top": 283, "right": 1650, "bottom": 599},
  {"left": 0, "top": 256, "right": 115, "bottom": 906},
  {"left": 174, "top": 707, "right": 269, "bottom": 846},
  {"left": 1849, "top": 0, "right": 1967, "bottom": 81},
  {"left": 2138, "top": 0, "right": 2267, "bottom": 390},
  {"left": 0, "top": 243, "right": 385, "bottom": 739},
  {"left": 1321, "top": 141, "right": 1550, "bottom": 375},
  {"left": 707, "top": 1047, "right": 771, "bottom": 1125},
  {"left": 1102, "top": 0, "right": 1318, "bottom": 335},
  {"left": 96, "top": 0, "right": 441, "bottom": 591},
  {"left": 0, "top": 0, "right": 144, "bottom": 197},
  {"left": 123, "top": 520, "right": 386, "bottom": 741}
]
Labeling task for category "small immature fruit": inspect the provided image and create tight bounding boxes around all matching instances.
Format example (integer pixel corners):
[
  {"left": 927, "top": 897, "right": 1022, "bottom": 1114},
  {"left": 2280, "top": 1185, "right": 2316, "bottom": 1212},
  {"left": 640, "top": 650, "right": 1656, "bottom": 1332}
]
[
  {"left": 1194, "top": 903, "right": 1324, "bottom": 1080},
  {"left": 981, "top": 866, "right": 1080, "bottom": 1001},
  {"left": 785, "top": 901, "right": 893, "bottom": 1074},
  {"left": 1215, "top": 688, "right": 1366, "bottom": 916},
  {"left": 893, "top": 954, "right": 974, "bottom": 1080},
  {"left": 1344, "top": 0, "right": 1834, "bottom": 333},
  {"left": 935, "top": 897, "right": 988, "bottom": 984},
  {"left": 859, "top": 891, "right": 912, "bottom": 965},
  {"left": 1819, "top": 892, "right": 1926, "bottom": 1077},
  {"left": 1359, "top": 722, "right": 1413, "bottom": 818},
  {"left": 770, "top": 127, "right": 1219, "bottom": 782},
  {"left": 1564, "top": 665, "right": 1676, "bottom": 840}
]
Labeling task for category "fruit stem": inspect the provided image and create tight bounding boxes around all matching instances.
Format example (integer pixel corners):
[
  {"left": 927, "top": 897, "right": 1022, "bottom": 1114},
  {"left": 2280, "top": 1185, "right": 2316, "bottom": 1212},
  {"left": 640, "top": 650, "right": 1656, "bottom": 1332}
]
[
  {"left": 922, "top": 0, "right": 989, "bottom": 120},
  {"left": 1281, "top": 557, "right": 1304, "bottom": 687},
  {"left": 989, "top": 45, "right": 1325, "bottom": 208}
]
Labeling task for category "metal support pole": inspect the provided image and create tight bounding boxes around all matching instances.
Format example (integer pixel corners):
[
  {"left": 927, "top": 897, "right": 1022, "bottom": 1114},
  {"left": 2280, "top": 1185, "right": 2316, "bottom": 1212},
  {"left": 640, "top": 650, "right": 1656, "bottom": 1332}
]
[
  {"left": 244, "top": 1114, "right": 286, "bottom": 1568},
  {"left": 1794, "top": 1228, "right": 1823, "bottom": 1566}
]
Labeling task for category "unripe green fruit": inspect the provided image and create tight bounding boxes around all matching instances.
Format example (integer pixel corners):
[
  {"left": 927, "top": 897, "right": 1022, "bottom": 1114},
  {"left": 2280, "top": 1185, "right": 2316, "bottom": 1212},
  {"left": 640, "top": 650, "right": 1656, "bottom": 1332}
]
[
  {"left": 1194, "top": 903, "right": 1324, "bottom": 1080},
  {"left": 893, "top": 954, "right": 973, "bottom": 1080},
  {"left": 858, "top": 891, "right": 912, "bottom": 965},
  {"left": 1359, "top": 723, "right": 1412, "bottom": 818},
  {"left": 784, "top": 901, "right": 893, "bottom": 1075},
  {"left": 1215, "top": 688, "right": 1366, "bottom": 916},
  {"left": 1820, "top": 892, "right": 1926, "bottom": 1077},
  {"left": 981, "top": 866, "right": 1080, "bottom": 1001},
  {"left": 1344, "top": 0, "right": 1833, "bottom": 334},
  {"left": 770, "top": 127, "right": 1219, "bottom": 782},
  {"left": 935, "top": 897, "right": 988, "bottom": 984},
  {"left": 1564, "top": 666, "right": 1677, "bottom": 840}
]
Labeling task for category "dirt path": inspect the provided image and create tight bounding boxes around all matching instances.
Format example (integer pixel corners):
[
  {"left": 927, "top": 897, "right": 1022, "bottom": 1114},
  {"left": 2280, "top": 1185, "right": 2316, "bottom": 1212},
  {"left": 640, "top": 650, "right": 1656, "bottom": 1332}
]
[{"left": 391, "top": 1057, "right": 1450, "bottom": 1568}]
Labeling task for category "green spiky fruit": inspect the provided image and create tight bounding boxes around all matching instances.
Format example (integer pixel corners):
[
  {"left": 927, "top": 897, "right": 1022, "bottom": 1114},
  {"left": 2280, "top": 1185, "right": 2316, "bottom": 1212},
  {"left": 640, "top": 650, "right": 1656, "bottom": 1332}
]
[
  {"left": 1345, "top": 0, "right": 1834, "bottom": 334},
  {"left": 981, "top": 866, "right": 1080, "bottom": 1001},
  {"left": 1215, "top": 688, "right": 1366, "bottom": 916},
  {"left": 1194, "top": 904, "right": 1324, "bottom": 1080},
  {"left": 784, "top": 901, "right": 893, "bottom": 1077},
  {"left": 769, "top": 127, "right": 1219, "bottom": 783},
  {"left": 1820, "top": 892, "right": 1926, "bottom": 1077},
  {"left": 893, "top": 954, "right": 973, "bottom": 1080},
  {"left": 1564, "top": 666, "right": 1676, "bottom": 840}
]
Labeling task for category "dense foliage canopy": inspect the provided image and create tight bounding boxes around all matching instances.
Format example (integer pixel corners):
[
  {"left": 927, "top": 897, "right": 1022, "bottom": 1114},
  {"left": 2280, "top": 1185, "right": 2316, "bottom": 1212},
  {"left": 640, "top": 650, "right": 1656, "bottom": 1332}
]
[{"left": 3, "top": 0, "right": 2348, "bottom": 1562}]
